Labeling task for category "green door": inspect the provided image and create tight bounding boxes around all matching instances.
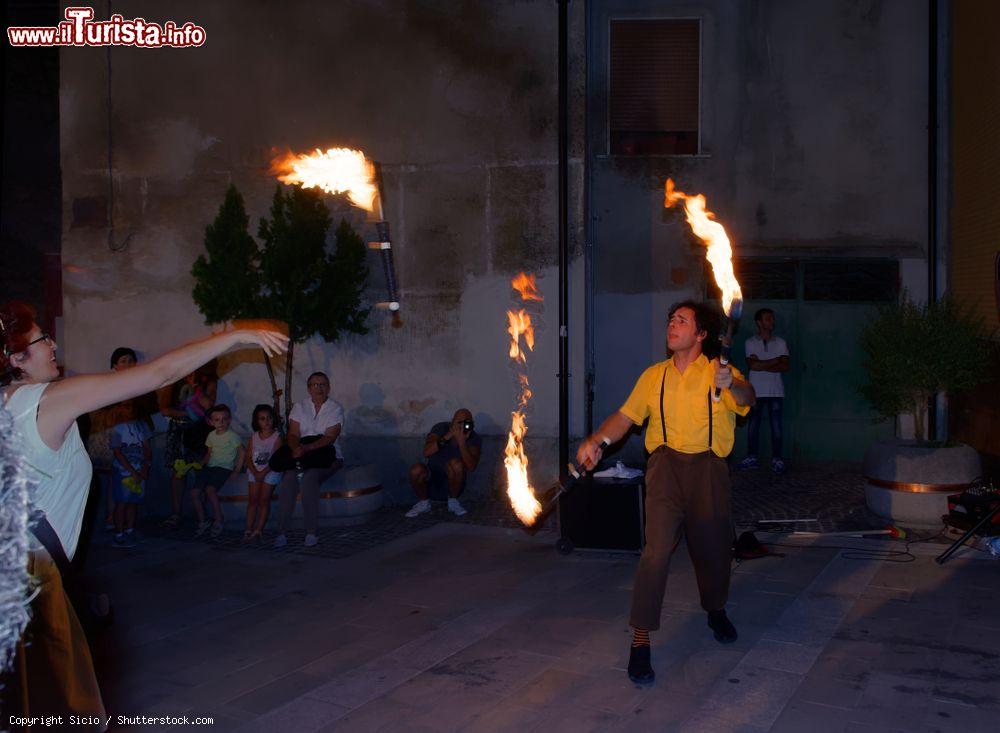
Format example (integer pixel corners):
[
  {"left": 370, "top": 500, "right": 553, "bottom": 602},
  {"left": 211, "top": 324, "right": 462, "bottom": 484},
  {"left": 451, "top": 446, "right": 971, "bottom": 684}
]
[
  {"left": 730, "top": 260, "right": 896, "bottom": 462},
  {"left": 793, "top": 301, "right": 893, "bottom": 460}
]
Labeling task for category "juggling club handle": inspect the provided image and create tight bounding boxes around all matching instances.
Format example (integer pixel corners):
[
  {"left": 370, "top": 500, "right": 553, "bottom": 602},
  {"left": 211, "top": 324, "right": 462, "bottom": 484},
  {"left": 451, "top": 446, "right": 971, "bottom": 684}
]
[
  {"left": 375, "top": 221, "right": 399, "bottom": 304},
  {"left": 713, "top": 349, "right": 731, "bottom": 402},
  {"left": 714, "top": 297, "right": 743, "bottom": 402},
  {"left": 572, "top": 437, "right": 611, "bottom": 476}
]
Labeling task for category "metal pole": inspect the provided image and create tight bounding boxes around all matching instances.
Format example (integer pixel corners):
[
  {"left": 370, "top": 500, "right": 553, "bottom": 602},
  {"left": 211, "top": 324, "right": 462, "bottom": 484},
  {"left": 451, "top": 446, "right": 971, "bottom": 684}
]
[
  {"left": 558, "top": 0, "right": 570, "bottom": 476},
  {"left": 935, "top": 502, "right": 1000, "bottom": 565},
  {"left": 927, "top": 0, "right": 938, "bottom": 440}
]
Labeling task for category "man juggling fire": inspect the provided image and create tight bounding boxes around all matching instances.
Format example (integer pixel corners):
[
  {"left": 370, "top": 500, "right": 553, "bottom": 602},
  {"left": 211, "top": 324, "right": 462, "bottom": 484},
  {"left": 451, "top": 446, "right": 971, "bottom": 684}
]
[{"left": 576, "top": 300, "right": 755, "bottom": 684}]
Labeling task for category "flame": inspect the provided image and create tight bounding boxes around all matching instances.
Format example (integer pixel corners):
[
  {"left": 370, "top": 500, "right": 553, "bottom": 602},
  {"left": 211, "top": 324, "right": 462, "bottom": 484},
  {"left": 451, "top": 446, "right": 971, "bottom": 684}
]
[
  {"left": 511, "top": 272, "right": 543, "bottom": 302},
  {"left": 664, "top": 179, "right": 743, "bottom": 316},
  {"left": 507, "top": 310, "right": 535, "bottom": 363},
  {"left": 504, "top": 272, "right": 543, "bottom": 525},
  {"left": 517, "top": 373, "right": 532, "bottom": 409},
  {"left": 504, "top": 411, "right": 541, "bottom": 525},
  {"left": 270, "top": 147, "right": 379, "bottom": 212}
]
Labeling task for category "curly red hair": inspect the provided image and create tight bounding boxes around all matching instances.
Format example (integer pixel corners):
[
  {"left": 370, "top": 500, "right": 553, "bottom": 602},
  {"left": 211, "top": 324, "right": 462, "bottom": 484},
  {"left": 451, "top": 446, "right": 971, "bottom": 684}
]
[{"left": 0, "top": 301, "right": 37, "bottom": 386}]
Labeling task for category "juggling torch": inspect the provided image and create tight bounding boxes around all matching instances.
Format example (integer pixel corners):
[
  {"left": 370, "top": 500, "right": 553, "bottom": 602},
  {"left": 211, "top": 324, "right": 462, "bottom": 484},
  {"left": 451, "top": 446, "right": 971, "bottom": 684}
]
[
  {"left": 533, "top": 464, "right": 584, "bottom": 522},
  {"left": 369, "top": 163, "right": 402, "bottom": 328},
  {"left": 663, "top": 178, "right": 744, "bottom": 401},
  {"left": 270, "top": 146, "right": 402, "bottom": 327},
  {"left": 715, "top": 297, "right": 743, "bottom": 401},
  {"left": 533, "top": 439, "right": 611, "bottom": 523}
]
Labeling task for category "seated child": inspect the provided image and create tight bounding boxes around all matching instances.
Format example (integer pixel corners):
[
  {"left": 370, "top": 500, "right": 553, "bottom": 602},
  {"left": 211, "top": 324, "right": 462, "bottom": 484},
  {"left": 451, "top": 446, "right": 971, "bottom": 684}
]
[
  {"left": 191, "top": 404, "right": 244, "bottom": 538},
  {"left": 243, "top": 404, "right": 283, "bottom": 544}
]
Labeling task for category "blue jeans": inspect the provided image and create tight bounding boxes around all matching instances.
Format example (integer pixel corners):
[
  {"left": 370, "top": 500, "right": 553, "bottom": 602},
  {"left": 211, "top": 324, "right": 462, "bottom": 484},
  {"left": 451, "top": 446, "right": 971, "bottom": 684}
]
[{"left": 747, "top": 397, "right": 783, "bottom": 460}]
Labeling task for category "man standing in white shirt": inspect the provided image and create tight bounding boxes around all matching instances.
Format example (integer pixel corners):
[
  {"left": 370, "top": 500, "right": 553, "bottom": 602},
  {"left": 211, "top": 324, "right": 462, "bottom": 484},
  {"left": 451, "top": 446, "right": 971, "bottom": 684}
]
[
  {"left": 739, "top": 309, "right": 790, "bottom": 474},
  {"left": 274, "top": 372, "right": 344, "bottom": 547}
]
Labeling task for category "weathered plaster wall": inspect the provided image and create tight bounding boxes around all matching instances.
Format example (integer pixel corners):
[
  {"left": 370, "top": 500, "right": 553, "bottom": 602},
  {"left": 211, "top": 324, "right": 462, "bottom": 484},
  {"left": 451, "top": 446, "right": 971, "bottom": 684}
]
[
  {"left": 60, "top": 1, "right": 587, "bottom": 498},
  {"left": 586, "top": 0, "right": 930, "bottom": 459}
]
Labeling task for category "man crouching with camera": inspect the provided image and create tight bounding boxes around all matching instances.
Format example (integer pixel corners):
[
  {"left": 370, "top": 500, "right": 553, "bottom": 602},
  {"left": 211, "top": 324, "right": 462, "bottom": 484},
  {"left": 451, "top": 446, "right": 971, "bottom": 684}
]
[{"left": 405, "top": 408, "right": 482, "bottom": 518}]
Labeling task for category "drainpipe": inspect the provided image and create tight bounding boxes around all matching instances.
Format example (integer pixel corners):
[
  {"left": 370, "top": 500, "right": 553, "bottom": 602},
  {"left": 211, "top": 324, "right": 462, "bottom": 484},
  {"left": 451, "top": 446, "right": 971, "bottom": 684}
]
[
  {"left": 927, "top": 0, "right": 939, "bottom": 440},
  {"left": 558, "top": 0, "right": 570, "bottom": 474},
  {"left": 928, "top": 0, "right": 938, "bottom": 311},
  {"left": 929, "top": 0, "right": 951, "bottom": 441},
  {"left": 584, "top": 0, "right": 595, "bottom": 438}
]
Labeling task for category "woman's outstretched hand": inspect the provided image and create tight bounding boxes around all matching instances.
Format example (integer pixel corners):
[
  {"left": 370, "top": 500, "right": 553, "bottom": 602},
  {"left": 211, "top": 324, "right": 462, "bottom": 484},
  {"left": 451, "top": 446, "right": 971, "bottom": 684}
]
[{"left": 232, "top": 323, "right": 290, "bottom": 357}]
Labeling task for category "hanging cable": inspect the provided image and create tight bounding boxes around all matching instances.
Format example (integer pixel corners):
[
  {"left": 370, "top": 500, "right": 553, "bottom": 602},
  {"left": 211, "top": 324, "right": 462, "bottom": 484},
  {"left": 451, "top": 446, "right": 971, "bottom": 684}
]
[
  {"left": 761, "top": 528, "right": 953, "bottom": 564},
  {"left": 106, "top": 0, "right": 131, "bottom": 252}
]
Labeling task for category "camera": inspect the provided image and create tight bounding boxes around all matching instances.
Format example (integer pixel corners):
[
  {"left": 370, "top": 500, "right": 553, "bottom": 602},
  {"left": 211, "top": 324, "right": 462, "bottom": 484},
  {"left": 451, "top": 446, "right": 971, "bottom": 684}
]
[{"left": 462, "top": 419, "right": 474, "bottom": 433}]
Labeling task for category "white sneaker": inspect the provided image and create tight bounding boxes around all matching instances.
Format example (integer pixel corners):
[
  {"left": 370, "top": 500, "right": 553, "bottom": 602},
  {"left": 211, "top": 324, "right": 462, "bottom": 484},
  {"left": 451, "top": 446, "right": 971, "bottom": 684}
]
[
  {"left": 195, "top": 520, "right": 211, "bottom": 537},
  {"left": 447, "top": 498, "right": 467, "bottom": 517},
  {"left": 405, "top": 500, "right": 431, "bottom": 518},
  {"left": 304, "top": 533, "right": 318, "bottom": 547},
  {"left": 273, "top": 533, "right": 287, "bottom": 548}
]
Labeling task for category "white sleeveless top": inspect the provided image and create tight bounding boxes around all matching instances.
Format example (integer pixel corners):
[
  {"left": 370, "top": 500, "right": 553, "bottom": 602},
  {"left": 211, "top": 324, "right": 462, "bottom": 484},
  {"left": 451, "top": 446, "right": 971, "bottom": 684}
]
[
  {"left": 250, "top": 430, "right": 280, "bottom": 471},
  {"left": 5, "top": 383, "right": 93, "bottom": 560}
]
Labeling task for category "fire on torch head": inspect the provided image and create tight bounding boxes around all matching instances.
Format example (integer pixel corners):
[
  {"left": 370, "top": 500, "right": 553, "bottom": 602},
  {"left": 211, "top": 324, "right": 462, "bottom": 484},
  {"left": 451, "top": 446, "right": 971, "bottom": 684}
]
[
  {"left": 726, "top": 296, "right": 743, "bottom": 324},
  {"left": 662, "top": 178, "right": 744, "bottom": 400}
]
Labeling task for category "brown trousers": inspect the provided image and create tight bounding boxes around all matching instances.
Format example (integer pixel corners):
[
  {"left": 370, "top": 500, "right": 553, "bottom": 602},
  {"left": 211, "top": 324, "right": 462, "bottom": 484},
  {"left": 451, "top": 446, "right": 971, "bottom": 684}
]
[
  {"left": 629, "top": 446, "right": 733, "bottom": 630},
  {"left": 10, "top": 548, "right": 105, "bottom": 729},
  {"left": 276, "top": 459, "right": 343, "bottom": 534}
]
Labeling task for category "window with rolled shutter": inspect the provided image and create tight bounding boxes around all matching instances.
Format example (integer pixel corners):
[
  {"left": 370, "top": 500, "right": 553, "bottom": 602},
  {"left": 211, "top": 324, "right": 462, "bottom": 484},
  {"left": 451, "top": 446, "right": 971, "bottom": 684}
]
[{"left": 609, "top": 19, "right": 700, "bottom": 155}]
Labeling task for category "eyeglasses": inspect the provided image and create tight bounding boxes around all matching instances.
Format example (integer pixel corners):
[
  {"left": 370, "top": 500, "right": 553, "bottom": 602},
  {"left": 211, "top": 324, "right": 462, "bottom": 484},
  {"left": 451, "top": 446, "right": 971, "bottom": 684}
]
[
  {"left": 307, "top": 382, "right": 329, "bottom": 389},
  {"left": 26, "top": 333, "right": 53, "bottom": 348},
  {"left": 2, "top": 332, "right": 53, "bottom": 359}
]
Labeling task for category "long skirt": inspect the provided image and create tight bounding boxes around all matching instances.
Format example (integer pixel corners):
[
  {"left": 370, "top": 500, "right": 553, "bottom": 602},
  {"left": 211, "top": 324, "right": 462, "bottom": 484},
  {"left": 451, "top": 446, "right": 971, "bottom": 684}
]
[{"left": 8, "top": 547, "right": 106, "bottom": 730}]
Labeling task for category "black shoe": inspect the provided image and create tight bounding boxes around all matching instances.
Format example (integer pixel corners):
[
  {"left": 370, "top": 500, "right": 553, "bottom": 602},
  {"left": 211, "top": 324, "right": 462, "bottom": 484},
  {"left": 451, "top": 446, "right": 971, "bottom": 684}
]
[
  {"left": 627, "top": 644, "right": 655, "bottom": 684},
  {"left": 708, "top": 609, "right": 738, "bottom": 643}
]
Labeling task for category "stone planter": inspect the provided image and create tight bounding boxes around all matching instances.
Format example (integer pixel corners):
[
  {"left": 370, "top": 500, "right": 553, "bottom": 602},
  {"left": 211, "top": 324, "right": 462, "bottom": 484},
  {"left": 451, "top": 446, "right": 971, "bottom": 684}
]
[
  {"left": 315, "top": 464, "right": 384, "bottom": 526},
  {"left": 863, "top": 440, "right": 981, "bottom": 528}
]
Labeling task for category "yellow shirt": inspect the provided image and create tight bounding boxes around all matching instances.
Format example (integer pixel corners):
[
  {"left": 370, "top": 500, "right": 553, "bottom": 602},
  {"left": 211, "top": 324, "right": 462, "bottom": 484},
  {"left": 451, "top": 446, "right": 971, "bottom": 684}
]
[{"left": 619, "top": 354, "right": 751, "bottom": 458}]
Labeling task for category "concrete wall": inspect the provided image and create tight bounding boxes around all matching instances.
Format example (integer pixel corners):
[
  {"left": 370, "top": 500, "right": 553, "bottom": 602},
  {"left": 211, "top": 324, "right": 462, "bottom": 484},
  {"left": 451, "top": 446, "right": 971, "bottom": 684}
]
[
  {"left": 60, "top": 0, "right": 587, "bottom": 500},
  {"left": 586, "top": 0, "right": 930, "bottom": 459},
  {"left": 60, "top": 0, "right": 937, "bottom": 490}
]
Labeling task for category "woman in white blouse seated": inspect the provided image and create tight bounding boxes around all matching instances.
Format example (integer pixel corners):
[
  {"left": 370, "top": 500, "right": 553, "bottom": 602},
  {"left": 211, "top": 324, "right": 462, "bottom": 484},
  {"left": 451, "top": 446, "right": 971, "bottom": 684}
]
[{"left": 272, "top": 371, "right": 344, "bottom": 549}]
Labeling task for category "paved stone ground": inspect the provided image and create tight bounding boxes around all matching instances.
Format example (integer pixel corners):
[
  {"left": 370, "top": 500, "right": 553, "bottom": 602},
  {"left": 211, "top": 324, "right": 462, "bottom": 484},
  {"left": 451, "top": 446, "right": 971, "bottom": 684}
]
[
  {"left": 79, "top": 460, "right": 1000, "bottom": 733},
  {"left": 83, "top": 531, "right": 999, "bottom": 733},
  {"left": 730, "top": 462, "right": 885, "bottom": 533}
]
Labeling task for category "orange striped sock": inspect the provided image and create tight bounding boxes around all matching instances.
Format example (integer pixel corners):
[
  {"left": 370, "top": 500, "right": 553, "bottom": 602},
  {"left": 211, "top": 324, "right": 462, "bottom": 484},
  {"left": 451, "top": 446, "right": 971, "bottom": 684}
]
[{"left": 631, "top": 628, "right": 650, "bottom": 647}]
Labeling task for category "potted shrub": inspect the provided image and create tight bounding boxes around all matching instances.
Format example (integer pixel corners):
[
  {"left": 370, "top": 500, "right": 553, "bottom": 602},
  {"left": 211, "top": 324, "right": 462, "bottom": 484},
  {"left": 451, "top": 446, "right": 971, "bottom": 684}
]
[{"left": 859, "top": 295, "right": 994, "bottom": 526}]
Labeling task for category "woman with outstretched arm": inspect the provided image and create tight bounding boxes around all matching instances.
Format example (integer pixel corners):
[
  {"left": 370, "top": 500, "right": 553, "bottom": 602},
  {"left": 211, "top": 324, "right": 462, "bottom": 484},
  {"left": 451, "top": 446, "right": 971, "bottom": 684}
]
[{"left": 0, "top": 299, "right": 287, "bottom": 726}]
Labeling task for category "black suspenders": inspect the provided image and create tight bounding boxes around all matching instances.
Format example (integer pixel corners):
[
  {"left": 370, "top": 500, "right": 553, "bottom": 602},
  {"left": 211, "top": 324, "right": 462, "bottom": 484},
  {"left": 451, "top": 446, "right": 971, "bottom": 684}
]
[
  {"left": 659, "top": 363, "right": 713, "bottom": 452},
  {"left": 707, "top": 388, "right": 713, "bottom": 450},
  {"left": 659, "top": 365, "right": 668, "bottom": 444}
]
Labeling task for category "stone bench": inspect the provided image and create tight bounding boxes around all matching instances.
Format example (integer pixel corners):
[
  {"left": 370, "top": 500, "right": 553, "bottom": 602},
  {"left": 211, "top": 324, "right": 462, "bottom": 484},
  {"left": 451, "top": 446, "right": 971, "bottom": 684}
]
[{"left": 217, "top": 463, "right": 383, "bottom": 527}]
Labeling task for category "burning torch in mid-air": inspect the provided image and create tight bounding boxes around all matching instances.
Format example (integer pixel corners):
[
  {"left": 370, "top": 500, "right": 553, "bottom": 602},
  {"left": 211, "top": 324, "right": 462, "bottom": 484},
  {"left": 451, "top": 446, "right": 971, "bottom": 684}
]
[{"left": 270, "top": 146, "right": 401, "bottom": 326}]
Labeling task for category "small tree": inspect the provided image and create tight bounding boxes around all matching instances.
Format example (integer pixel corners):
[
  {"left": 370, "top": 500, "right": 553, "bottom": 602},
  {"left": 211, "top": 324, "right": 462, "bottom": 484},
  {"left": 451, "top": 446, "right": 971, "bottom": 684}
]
[
  {"left": 191, "top": 185, "right": 282, "bottom": 418},
  {"left": 859, "top": 294, "right": 994, "bottom": 442},
  {"left": 258, "top": 185, "right": 370, "bottom": 421}
]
